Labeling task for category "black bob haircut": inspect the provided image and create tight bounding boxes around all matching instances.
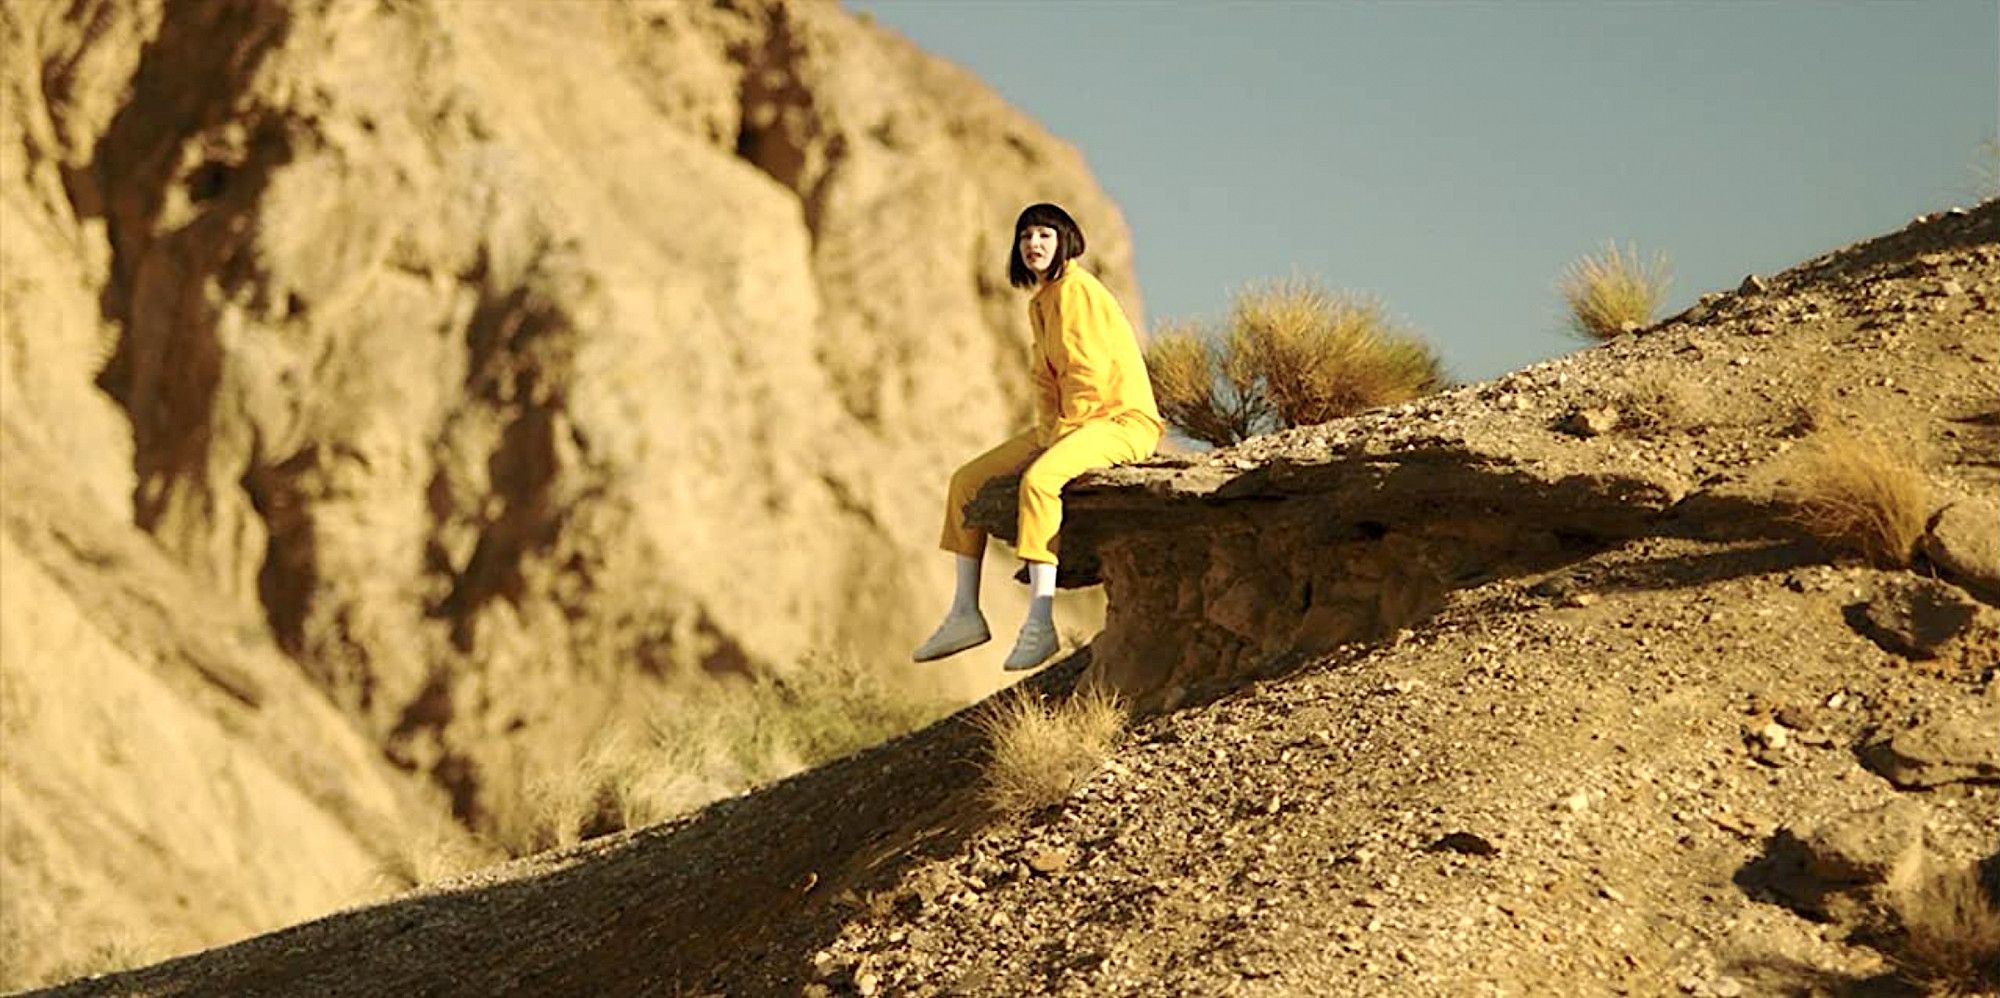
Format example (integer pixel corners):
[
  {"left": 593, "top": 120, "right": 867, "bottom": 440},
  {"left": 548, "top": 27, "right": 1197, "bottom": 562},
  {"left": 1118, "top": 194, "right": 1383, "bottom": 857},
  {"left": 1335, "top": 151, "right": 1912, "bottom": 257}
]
[{"left": 1009, "top": 202, "right": 1087, "bottom": 289}]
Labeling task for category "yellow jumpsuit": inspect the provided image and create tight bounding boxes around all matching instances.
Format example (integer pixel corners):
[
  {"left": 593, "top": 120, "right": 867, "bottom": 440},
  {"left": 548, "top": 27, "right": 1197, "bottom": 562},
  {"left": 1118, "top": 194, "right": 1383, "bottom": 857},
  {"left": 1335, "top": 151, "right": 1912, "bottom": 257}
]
[{"left": 940, "top": 264, "right": 1164, "bottom": 564}]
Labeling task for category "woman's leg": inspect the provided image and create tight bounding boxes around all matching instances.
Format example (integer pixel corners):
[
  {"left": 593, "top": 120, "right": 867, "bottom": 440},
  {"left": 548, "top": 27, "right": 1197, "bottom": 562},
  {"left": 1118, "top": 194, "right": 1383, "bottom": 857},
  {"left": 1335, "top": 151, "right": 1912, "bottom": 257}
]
[
  {"left": 939, "top": 429, "right": 1043, "bottom": 558},
  {"left": 918, "top": 430, "right": 1042, "bottom": 663},
  {"left": 1013, "top": 417, "right": 1159, "bottom": 564},
  {"left": 1003, "top": 417, "right": 1160, "bottom": 670}
]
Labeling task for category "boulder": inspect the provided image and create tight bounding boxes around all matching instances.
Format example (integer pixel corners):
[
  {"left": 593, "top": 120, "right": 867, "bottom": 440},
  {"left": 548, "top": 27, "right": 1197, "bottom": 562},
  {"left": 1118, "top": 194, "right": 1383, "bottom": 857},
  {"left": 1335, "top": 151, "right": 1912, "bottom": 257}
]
[
  {"left": 1863, "top": 700, "right": 2000, "bottom": 789},
  {"left": 1923, "top": 498, "right": 2000, "bottom": 603},
  {"left": 1847, "top": 577, "right": 1982, "bottom": 659},
  {"left": 1559, "top": 406, "right": 1621, "bottom": 438},
  {"left": 1797, "top": 799, "right": 1929, "bottom": 890}
]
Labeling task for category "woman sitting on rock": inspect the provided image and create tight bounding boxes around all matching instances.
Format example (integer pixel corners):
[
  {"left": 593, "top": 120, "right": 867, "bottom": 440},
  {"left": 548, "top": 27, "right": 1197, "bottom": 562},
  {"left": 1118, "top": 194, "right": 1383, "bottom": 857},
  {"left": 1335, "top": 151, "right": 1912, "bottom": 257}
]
[{"left": 914, "top": 202, "right": 1164, "bottom": 671}]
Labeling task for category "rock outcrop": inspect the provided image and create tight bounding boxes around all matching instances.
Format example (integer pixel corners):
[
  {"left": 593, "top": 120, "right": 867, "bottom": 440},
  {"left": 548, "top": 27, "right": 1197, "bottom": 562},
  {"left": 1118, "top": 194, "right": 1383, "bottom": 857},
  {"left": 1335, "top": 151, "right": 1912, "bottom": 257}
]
[
  {"left": 1864, "top": 699, "right": 2000, "bottom": 789},
  {"left": 2, "top": 0, "right": 1137, "bottom": 983},
  {"left": 972, "top": 202, "right": 2000, "bottom": 706},
  {"left": 1923, "top": 496, "right": 2000, "bottom": 602},
  {"left": 0, "top": 439, "right": 458, "bottom": 984}
]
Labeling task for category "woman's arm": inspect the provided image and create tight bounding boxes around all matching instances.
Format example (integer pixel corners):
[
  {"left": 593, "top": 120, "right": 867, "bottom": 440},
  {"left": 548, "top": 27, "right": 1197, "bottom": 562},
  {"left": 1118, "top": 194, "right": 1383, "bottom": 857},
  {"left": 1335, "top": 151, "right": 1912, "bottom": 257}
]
[
  {"left": 1032, "top": 342, "right": 1061, "bottom": 438},
  {"left": 1050, "top": 276, "right": 1121, "bottom": 436}
]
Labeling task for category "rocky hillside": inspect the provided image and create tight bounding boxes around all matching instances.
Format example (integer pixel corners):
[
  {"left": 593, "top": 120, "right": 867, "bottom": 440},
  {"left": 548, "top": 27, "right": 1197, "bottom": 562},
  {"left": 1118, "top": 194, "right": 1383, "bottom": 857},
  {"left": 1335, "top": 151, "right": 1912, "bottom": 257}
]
[
  {"left": 41, "top": 207, "right": 1998, "bottom": 995},
  {"left": 1, "top": 0, "right": 1135, "bottom": 985}
]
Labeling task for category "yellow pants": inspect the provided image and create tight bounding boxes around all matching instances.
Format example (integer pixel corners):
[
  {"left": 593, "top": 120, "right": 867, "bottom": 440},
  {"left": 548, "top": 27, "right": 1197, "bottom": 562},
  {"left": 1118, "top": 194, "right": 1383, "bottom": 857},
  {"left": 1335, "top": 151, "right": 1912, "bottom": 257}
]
[{"left": 939, "top": 414, "right": 1161, "bottom": 564}]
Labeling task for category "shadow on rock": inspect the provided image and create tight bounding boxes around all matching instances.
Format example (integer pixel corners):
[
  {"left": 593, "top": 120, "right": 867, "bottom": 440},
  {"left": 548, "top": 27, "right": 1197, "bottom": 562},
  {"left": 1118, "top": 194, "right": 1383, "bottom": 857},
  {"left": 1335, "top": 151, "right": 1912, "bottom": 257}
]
[{"left": 1725, "top": 955, "right": 1919, "bottom": 998}]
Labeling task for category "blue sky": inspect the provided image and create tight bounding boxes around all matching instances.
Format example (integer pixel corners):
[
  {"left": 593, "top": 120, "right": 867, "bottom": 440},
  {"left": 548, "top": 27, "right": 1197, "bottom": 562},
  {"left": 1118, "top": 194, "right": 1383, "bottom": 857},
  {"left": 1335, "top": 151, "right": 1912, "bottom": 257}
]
[{"left": 849, "top": 0, "right": 1999, "bottom": 382}]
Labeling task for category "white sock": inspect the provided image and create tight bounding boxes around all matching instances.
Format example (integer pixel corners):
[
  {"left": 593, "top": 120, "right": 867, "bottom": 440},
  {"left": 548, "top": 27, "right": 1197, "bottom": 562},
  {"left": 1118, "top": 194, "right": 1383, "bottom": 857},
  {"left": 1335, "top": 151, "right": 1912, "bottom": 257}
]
[
  {"left": 1026, "top": 561, "right": 1056, "bottom": 626},
  {"left": 949, "top": 553, "right": 983, "bottom": 617}
]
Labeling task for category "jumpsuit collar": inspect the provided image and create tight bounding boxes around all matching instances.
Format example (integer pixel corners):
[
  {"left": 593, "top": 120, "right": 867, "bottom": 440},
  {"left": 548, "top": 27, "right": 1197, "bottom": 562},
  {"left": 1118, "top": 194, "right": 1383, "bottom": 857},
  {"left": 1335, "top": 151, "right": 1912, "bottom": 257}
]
[{"left": 1032, "top": 261, "right": 1082, "bottom": 302}]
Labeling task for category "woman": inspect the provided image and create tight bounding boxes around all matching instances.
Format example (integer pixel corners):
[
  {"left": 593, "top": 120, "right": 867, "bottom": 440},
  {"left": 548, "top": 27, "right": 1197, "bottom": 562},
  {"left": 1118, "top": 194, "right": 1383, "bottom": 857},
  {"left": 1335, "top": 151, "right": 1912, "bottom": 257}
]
[{"left": 914, "top": 203, "right": 1164, "bottom": 671}]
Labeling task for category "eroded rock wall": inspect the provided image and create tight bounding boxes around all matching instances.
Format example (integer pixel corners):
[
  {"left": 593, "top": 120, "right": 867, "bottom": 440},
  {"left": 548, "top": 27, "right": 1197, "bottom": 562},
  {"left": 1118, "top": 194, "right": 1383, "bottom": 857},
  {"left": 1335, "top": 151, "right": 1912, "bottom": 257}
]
[
  {"left": 17, "top": 0, "right": 1134, "bottom": 813},
  {"left": 1, "top": 0, "right": 1140, "bottom": 979}
]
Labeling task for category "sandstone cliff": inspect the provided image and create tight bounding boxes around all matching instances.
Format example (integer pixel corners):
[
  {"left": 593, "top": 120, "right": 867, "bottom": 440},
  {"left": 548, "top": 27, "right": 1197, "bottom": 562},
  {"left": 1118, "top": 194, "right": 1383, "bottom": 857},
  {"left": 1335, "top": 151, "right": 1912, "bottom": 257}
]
[{"left": 2, "top": 0, "right": 1138, "bottom": 984}]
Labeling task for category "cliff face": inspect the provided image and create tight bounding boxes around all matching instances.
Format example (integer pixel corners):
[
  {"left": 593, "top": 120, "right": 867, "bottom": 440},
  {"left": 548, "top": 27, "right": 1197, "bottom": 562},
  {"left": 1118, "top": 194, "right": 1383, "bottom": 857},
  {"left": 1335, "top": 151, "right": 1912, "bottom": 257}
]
[{"left": 1, "top": 0, "right": 1137, "bottom": 981}]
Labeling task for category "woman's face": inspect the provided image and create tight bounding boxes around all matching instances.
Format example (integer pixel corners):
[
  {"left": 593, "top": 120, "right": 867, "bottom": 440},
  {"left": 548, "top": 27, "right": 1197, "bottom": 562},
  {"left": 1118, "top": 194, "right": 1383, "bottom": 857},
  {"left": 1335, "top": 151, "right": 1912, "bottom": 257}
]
[{"left": 1018, "top": 225, "right": 1060, "bottom": 278}]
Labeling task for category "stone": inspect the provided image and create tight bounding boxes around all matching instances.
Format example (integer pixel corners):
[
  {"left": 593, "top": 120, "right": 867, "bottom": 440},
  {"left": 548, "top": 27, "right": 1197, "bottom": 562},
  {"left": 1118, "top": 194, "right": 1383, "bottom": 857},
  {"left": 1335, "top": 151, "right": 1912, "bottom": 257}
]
[
  {"left": 1739, "top": 274, "right": 1768, "bottom": 294},
  {"left": 1560, "top": 407, "right": 1621, "bottom": 438},
  {"left": 1863, "top": 701, "right": 2000, "bottom": 789},
  {"left": 1428, "top": 832, "right": 1500, "bottom": 857},
  {"left": 1026, "top": 848, "right": 1073, "bottom": 876},
  {"left": 1775, "top": 704, "right": 1818, "bottom": 732},
  {"left": 811, "top": 950, "right": 841, "bottom": 980},
  {"left": 1922, "top": 498, "right": 2000, "bottom": 602},
  {"left": 1797, "top": 799, "right": 1928, "bottom": 889},
  {"left": 1848, "top": 577, "right": 1981, "bottom": 659}
]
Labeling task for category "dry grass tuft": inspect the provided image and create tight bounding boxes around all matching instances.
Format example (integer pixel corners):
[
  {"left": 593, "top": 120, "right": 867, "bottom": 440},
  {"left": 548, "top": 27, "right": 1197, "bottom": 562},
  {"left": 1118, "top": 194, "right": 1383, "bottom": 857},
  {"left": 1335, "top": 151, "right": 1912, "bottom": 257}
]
[
  {"left": 1561, "top": 241, "right": 1672, "bottom": 340},
  {"left": 974, "top": 685, "right": 1126, "bottom": 814},
  {"left": 491, "top": 653, "right": 947, "bottom": 857},
  {"left": 1784, "top": 429, "right": 1931, "bottom": 566},
  {"left": 1975, "top": 137, "right": 2000, "bottom": 202},
  {"left": 1146, "top": 278, "right": 1445, "bottom": 447},
  {"left": 30, "top": 935, "right": 158, "bottom": 991},
  {"left": 375, "top": 811, "right": 503, "bottom": 894},
  {"left": 1885, "top": 859, "right": 2000, "bottom": 994},
  {"left": 1612, "top": 371, "right": 1708, "bottom": 435}
]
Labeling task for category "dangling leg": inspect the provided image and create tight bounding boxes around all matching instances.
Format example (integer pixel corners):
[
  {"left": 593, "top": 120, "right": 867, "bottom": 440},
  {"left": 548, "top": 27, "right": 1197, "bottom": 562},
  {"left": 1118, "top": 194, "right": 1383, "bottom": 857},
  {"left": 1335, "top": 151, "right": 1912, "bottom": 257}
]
[
  {"left": 1002, "top": 560, "right": 1060, "bottom": 671},
  {"left": 952, "top": 551, "right": 985, "bottom": 615},
  {"left": 914, "top": 553, "right": 991, "bottom": 662},
  {"left": 1002, "top": 417, "right": 1157, "bottom": 671},
  {"left": 917, "top": 430, "right": 1039, "bottom": 663}
]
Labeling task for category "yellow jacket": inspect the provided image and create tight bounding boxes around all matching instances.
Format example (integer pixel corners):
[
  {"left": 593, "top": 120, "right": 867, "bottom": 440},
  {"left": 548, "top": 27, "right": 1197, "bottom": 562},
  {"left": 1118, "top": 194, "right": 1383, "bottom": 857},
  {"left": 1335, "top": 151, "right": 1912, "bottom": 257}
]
[{"left": 1028, "top": 264, "right": 1164, "bottom": 447}]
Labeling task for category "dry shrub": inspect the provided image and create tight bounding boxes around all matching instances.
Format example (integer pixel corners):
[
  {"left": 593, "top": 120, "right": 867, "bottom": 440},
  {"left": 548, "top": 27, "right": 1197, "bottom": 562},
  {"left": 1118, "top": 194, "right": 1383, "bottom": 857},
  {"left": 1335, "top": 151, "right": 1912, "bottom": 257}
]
[
  {"left": 1146, "top": 278, "right": 1445, "bottom": 447},
  {"left": 1236, "top": 280, "right": 1445, "bottom": 425},
  {"left": 1885, "top": 859, "right": 2000, "bottom": 994},
  {"left": 1561, "top": 241, "right": 1671, "bottom": 340},
  {"left": 1975, "top": 137, "right": 2000, "bottom": 202},
  {"left": 1784, "top": 429, "right": 1931, "bottom": 566},
  {"left": 974, "top": 685, "right": 1125, "bottom": 814},
  {"left": 493, "top": 653, "right": 946, "bottom": 857},
  {"left": 375, "top": 811, "right": 503, "bottom": 894},
  {"left": 5, "top": 928, "right": 162, "bottom": 992},
  {"left": 1145, "top": 319, "right": 1266, "bottom": 447},
  {"left": 1613, "top": 371, "right": 1708, "bottom": 435},
  {"left": 40, "top": 937, "right": 155, "bottom": 989}
]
